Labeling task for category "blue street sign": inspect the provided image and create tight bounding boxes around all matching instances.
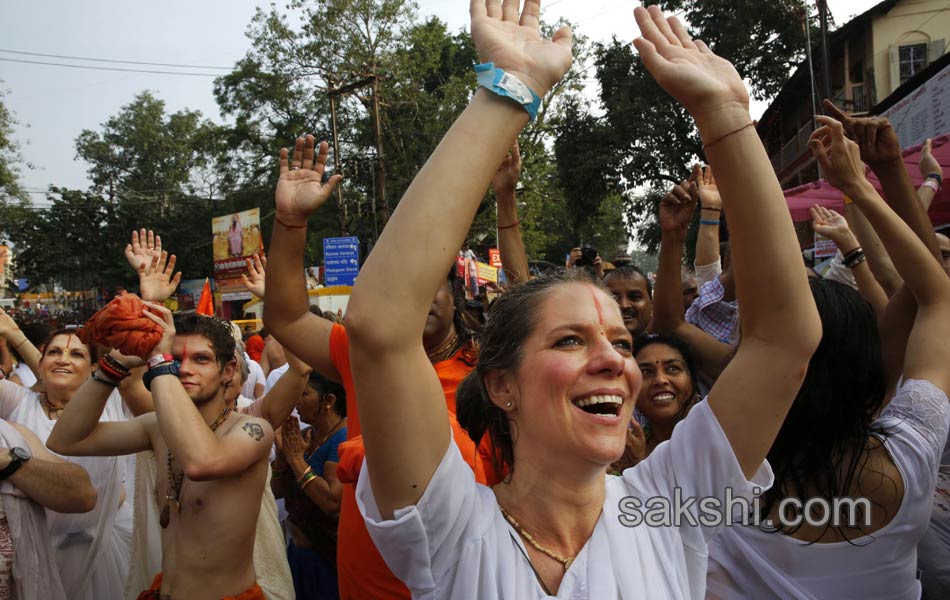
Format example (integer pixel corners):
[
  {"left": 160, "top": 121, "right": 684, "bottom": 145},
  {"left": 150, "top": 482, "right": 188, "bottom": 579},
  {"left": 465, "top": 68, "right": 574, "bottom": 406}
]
[{"left": 323, "top": 236, "right": 360, "bottom": 286}]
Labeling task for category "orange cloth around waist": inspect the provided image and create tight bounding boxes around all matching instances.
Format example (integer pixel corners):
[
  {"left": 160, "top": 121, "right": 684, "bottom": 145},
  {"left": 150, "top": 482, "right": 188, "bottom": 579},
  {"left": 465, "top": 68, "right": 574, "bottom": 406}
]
[{"left": 137, "top": 573, "right": 265, "bottom": 600}]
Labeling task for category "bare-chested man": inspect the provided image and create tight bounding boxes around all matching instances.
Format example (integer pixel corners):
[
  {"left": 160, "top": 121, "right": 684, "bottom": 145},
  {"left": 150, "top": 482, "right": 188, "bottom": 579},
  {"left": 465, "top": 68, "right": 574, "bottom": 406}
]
[{"left": 48, "top": 310, "right": 273, "bottom": 600}]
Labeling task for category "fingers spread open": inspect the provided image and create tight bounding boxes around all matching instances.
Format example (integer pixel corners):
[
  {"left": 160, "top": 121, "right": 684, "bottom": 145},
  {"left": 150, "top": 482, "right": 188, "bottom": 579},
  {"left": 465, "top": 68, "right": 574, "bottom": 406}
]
[
  {"left": 552, "top": 24, "right": 572, "bottom": 48},
  {"left": 634, "top": 7, "right": 670, "bottom": 52},
  {"left": 291, "top": 138, "right": 304, "bottom": 168},
  {"left": 470, "top": 0, "right": 487, "bottom": 19},
  {"left": 649, "top": 5, "right": 681, "bottom": 47}
]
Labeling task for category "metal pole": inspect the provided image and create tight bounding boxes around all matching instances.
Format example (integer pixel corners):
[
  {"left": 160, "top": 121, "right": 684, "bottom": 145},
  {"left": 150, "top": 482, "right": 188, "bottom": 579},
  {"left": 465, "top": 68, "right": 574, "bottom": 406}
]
[
  {"left": 817, "top": 0, "right": 833, "bottom": 105},
  {"left": 371, "top": 74, "right": 388, "bottom": 227},
  {"left": 328, "top": 93, "right": 347, "bottom": 236},
  {"left": 803, "top": 9, "right": 819, "bottom": 126}
]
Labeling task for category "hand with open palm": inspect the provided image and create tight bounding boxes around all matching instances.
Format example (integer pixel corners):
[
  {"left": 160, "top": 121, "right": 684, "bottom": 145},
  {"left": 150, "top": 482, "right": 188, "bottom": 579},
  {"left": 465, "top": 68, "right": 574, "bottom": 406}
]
[
  {"left": 469, "top": 0, "right": 573, "bottom": 99},
  {"left": 633, "top": 6, "right": 750, "bottom": 138},
  {"left": 275, "top": 136, "right": 343, "bottom": 227}
]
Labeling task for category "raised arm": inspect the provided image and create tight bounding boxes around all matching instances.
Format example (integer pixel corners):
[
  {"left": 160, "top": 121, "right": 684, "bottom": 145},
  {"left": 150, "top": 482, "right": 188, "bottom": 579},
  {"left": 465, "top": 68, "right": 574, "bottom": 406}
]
[
  {"left": 7, "top": 422, "right": 98, "bottom": 513},
  {"left": 263, "top": 141, "right": 342, "bottom": 382},
  {"left": 345, "top": 0, "right": 573, "bottom": 517},
  {"left": 810, "top": 205, "right": 888, "bottom": 316},
  {"left": 693, "top": 163, "right": 723, "bottom": 274},
  {"left": 0, "top": 308, "right": 40, "bottom": 378},
  {"left": 635, "top": 6, "right": 821, "bottom": 477},
  {"left": 811, "top": 117, "right": 950, "bottom": 393},
  {"left": 46, "top": 365, "right": 153, "bottom": 458},
  {"left": 916, "top": 138, "right": 942, "bottom": 211},
  {"left": 652, "top": 181, "right": 735, "bottom": 383},
  {"left": 242, "top": 349, "right": 311, "bottom": 428},
  {"left": 494, "top": 141, "right": 531, "bottom": 284}
]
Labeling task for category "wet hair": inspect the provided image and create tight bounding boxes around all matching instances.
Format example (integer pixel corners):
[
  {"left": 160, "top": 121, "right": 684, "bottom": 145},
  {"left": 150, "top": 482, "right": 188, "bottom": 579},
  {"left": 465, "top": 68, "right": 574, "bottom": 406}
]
[
  {"left": 455, "top": 268, "right": 597, "bottom": 477},
  {"left": 41, "top": 328, "right": 102, "bottom": 364},
  {"left": 603, "top": 264, "right": 653, "bottom": 298},
  {"left": 306, "top": 371, "right": 347, "bottom": 417},
  {"left": 173, "top": 314, "right": 236, "bottom": 367},
  {"left": 758, "top": 278, "right": 889, "bottom": 540}
]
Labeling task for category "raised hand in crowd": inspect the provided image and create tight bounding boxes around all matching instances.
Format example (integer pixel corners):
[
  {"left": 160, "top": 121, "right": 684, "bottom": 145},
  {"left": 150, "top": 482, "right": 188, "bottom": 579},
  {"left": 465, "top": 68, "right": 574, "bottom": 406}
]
[
  {"left": 811, "top": 115, "right": 950, "bottom": 394},
  {"left": 692, "top": 163, "right": 721, "bottom": 211},
  {"left": 492, "top": 141, "right": 531, "bottom": 284},
  {"left": 636, "top": 4, "right": 821, "bottom": 477},
  {"left": 241, "top": 254, "right": 266, "bottom": 299},
  {"left": 810, "top": 204, "right": 888, "bottom": 316},
  {"left": 823, "top": 99, "right": 901, "bottom": 167},
  {"left": 0, "top": 306, "right": 40, "bottom": 379},
  {"left": 659, "top": 180, "right": 696, "bottom": 234},
  {"left": 275, "top": 138, "right": 342, "bottom": 227},
  {"left": 918, "top": 138, "right": 943, "bottom": 210},
  {"left": 123, "top": 228, "right": 163, "bottom": 271},
  {"left": 124, "top": 229, "right": 181, "bottom": 302}
]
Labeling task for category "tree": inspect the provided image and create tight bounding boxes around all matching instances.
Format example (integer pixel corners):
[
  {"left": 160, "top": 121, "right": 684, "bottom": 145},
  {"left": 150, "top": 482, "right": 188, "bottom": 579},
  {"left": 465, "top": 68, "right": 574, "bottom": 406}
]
[{"left": 0, "top": 87, "right": 32, "bottom": 258}]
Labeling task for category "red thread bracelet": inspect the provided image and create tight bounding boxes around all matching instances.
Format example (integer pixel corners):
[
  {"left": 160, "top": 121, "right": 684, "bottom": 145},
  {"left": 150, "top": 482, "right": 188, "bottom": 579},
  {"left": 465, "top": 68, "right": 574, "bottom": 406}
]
[
  {"left": 498, "top": 220, "right": 520, "bottom": 230},
  {"left": 275, "top": 216, "right": 308, "bottom": 229},
  {"left": 702, "top": 122, "right": 755, "bottom": 150}
]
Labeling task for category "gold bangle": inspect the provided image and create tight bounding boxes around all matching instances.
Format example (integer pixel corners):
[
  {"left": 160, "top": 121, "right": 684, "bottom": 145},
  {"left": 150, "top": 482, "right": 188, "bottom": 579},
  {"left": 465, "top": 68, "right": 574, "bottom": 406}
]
[{"left": 300, "top": 474, "right": 319, "bottom": 491}]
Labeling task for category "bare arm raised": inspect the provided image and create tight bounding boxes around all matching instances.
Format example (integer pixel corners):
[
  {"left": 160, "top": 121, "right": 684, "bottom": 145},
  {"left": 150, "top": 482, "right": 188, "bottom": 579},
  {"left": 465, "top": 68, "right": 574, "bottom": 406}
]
[
  {"left": 263, "top": 140, "right": 342, "bottom": 382},
  {"left": 494, "top": 141, "right": 531, "bottom": 284},
  {"left": 634, "top": 5, "right": 821, "bottom": 477},
  {"left": 345, "top": 0, "right": 573, "bottom": 518}
]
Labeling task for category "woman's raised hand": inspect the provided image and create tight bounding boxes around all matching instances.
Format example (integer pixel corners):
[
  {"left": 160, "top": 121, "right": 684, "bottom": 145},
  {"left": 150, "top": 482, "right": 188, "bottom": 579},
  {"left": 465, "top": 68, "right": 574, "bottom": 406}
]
[
  {"left": 469, "top": 0, "right": 573, "bottom": 98},
  {"left": 633, "top": 6, "right": 749, "bottom": 133}
]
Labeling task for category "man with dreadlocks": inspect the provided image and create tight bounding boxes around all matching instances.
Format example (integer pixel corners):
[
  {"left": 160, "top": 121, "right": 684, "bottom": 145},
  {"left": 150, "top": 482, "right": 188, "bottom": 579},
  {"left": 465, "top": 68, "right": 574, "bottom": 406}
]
[{"left": 261, "top": 136, "right": 486, "bottom": 600}]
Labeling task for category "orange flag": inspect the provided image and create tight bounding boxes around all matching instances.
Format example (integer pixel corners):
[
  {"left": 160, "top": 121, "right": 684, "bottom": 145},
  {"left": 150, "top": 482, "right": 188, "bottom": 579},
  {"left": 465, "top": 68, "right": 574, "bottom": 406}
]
[{"left": 197, "top": 278, "right": 214, "bottom": 316}]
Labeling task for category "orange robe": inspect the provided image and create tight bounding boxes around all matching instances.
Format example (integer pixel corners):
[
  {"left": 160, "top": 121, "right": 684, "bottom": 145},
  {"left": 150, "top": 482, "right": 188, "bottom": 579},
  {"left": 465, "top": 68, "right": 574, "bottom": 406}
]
[
  {"left": 137, "top": 573, "right": 264, "bottom": 600},
  {"left": 329, "top": 324, "right": 483, "bottom": 600}
]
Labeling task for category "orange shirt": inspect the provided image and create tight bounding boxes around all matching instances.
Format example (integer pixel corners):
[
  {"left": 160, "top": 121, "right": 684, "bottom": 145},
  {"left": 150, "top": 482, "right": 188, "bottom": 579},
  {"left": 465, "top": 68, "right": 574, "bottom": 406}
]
[{"left": 329, "top": 324, "right": 482, "bottom": 600}]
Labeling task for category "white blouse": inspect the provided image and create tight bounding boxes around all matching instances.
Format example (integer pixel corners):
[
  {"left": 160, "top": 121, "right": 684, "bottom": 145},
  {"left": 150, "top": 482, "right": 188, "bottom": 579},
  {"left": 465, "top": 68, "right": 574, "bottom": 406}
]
[
  {"left": 707, "top": 379, "right": 950, "bottom": 600},
  {"left": 357, "top": 400, "right": 772, "bottom": 599}
]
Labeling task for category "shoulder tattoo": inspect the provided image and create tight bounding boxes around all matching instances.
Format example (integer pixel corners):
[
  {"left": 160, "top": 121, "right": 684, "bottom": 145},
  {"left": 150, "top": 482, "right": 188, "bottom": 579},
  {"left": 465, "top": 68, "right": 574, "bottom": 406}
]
[{"left": 243, "top": 422, "right": 265, "bottom": 442}]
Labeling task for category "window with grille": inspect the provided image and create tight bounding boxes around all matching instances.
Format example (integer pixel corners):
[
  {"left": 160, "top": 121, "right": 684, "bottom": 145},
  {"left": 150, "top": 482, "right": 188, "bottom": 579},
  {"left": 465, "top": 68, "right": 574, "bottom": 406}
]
[{"left": 899, "top": 44, "right": 928, "bottom": 83}]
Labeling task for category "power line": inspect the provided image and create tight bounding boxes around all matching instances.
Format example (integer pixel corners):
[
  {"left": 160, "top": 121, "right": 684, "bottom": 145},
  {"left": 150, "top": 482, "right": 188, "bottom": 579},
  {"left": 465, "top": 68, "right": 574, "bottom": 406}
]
[
  {"left": 0, "top": 49, "right": 231, "bottom": 70},
  {"left": 0, "top": 57, "right": 222, "bottom": 77}
]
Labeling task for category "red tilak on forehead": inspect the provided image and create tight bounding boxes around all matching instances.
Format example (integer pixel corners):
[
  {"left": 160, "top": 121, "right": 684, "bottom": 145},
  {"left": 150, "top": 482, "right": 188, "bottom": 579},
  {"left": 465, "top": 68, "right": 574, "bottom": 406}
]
[
  {"left": 589, "top": 287, "right": 605, "bottom": 326},
  {"left": 65, "top": 335, "right": 73, "bottom": 350}
]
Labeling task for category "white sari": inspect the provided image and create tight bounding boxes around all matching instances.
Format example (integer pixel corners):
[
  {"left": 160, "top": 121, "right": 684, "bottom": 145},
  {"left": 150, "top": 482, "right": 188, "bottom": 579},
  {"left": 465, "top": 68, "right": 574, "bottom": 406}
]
[{"left": 0, "top": 381, "right": 133, "bottom": 600}]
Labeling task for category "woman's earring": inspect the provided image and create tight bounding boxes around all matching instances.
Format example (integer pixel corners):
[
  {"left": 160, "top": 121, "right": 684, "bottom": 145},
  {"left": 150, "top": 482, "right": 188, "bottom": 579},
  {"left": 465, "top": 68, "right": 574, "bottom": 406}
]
[{"left": 505, "top": 401, "right": 512, "bottom": 408}]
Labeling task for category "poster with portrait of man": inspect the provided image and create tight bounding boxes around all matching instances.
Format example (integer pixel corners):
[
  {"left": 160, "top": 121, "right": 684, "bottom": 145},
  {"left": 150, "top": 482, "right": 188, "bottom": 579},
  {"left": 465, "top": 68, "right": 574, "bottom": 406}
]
[{"left": 212, "top": 208, "right": 262, "bottom": 279}]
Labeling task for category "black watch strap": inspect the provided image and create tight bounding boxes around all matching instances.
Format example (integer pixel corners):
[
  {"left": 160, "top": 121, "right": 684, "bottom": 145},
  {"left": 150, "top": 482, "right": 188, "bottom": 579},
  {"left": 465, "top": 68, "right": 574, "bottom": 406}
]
[
  {"left": 0, "top": 447, "right": 30, "bottom": 480},
  {"left": 143, "top": 361, "right": 181, "bottom": 392}
]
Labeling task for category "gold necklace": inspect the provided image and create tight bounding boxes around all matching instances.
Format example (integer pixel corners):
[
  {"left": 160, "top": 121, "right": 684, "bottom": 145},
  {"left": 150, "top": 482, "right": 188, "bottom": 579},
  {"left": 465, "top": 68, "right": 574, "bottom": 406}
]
[
  {"left": 499, "top": 505, "right": 575, "bottom": 571},
  {"left": 160, "top": 406, "right": 233, "bottom": 529},
  {"left": 40, "top": 394, "right": 65, "bottom": 419},
  {"left": 427, "top": 332, "right": 461, "bottom": 364}
]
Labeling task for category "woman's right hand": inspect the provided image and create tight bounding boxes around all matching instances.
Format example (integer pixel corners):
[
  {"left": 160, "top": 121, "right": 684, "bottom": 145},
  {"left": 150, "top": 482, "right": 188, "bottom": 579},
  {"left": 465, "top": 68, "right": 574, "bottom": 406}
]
[
  {"left": 469, "top": 0, "right": 573, "bottom": 99},
  {"left": 275, "top": 136, "right": 343, "bottom": 227}
]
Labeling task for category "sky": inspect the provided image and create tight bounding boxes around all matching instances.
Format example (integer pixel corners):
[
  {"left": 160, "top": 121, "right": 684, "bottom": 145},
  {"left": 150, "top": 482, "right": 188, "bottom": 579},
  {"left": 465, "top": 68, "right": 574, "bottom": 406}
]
[{"left": 0, "top": 0, "right": 878, "bottom": 199}]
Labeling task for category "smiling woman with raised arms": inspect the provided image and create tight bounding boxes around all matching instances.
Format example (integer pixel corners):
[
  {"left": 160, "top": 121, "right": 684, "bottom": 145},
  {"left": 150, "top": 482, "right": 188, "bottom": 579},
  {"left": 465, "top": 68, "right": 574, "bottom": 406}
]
[{"left": 336, "top": 3, "right": 821, "bottom": 598}]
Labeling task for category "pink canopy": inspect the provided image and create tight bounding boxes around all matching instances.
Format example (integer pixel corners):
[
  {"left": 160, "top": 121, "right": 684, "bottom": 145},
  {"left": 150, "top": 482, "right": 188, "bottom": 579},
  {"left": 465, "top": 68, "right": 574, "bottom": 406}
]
[{"left": 783, "top": 133, "right": 950, "bottom": 227}]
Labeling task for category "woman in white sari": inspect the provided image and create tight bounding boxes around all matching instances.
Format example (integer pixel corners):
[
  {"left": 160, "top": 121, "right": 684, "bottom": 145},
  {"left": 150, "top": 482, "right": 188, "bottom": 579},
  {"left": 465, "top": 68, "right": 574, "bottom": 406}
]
[{"left": 0, "top": 318, "right": 135, "bottom": 600}]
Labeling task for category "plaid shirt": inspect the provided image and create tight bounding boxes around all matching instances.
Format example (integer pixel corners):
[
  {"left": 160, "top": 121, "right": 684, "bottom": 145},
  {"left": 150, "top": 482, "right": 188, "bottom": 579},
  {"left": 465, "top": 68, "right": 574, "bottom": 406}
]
[{"left": 685, "top": 276, "right": 739, "bottom": 344}]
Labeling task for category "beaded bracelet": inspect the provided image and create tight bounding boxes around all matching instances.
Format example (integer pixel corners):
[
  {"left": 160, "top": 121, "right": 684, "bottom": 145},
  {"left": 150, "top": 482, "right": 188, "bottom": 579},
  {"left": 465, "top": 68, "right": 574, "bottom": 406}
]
[{"left": 699, "top": 219, "right": 721, "bottom": 226}]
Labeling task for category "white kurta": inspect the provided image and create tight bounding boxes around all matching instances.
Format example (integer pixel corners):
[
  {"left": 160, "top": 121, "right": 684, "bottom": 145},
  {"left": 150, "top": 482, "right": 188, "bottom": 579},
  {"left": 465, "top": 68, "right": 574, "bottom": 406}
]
[
  {"left": 0, "top": 381, "right": 132, "bottom": 600},
  {"left": 358, "top": 400, "right": 772, "bottom": 599}
]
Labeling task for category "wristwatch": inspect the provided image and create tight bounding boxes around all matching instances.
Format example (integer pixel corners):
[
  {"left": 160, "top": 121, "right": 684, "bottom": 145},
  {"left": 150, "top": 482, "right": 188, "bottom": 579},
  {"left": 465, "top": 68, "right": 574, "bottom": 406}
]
[
  {"left": 0, "top": 447, "right": 30, "bottom": 480},
  {"left": 143, "top": 361, "right": 181, "bottom": 392}
]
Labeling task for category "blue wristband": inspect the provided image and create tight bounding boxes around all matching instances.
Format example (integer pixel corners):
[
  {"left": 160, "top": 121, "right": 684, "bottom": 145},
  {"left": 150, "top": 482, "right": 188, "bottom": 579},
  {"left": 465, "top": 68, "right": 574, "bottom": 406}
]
[
  {"left": 475, "top": 62, "right": 542, "bottom": 122},
  {"left": 700, "top": 219, "right": 721, "bottom": 226}
]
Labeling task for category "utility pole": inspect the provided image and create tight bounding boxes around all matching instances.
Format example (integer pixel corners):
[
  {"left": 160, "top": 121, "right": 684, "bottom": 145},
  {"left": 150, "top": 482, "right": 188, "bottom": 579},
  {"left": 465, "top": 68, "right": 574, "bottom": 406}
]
[
  {"left": 327, "top": 73, "right": 387, "bottom": 240},
  {"left": 817, "top": 0, "right": 833, "bottom": 106},
  {"left": 328, "top": 93, "right": 347, "bottom": 235}
]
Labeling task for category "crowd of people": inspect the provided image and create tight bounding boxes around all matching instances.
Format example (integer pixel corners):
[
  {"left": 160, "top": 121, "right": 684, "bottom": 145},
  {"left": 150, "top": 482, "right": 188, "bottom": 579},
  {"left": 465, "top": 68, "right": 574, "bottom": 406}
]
[{"left": 0, "top": 2, "right": 947, "bottom": 599}]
